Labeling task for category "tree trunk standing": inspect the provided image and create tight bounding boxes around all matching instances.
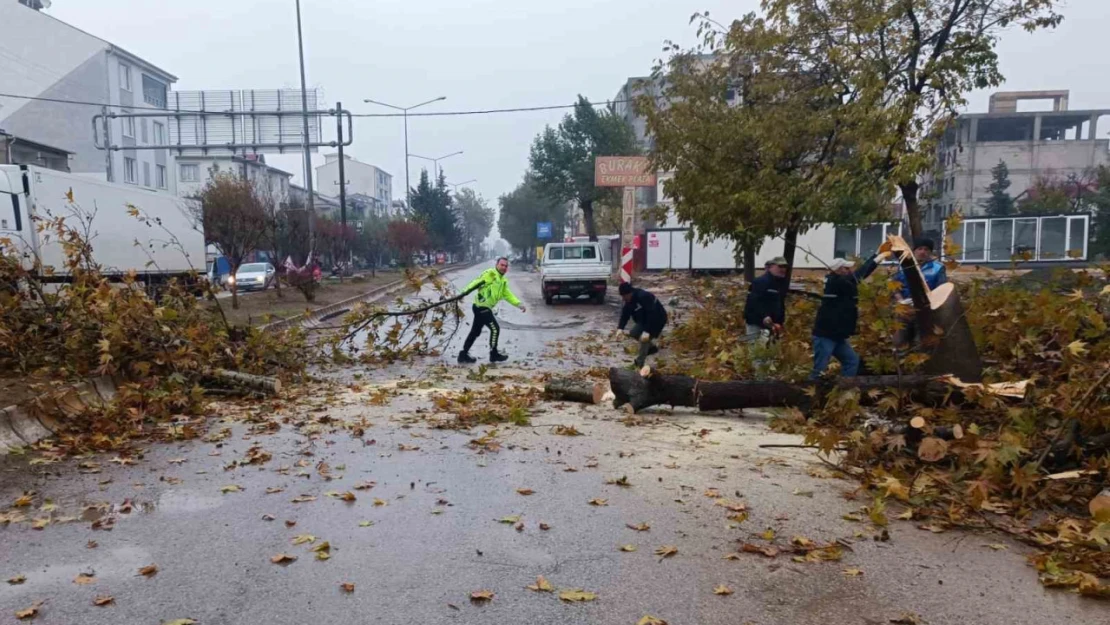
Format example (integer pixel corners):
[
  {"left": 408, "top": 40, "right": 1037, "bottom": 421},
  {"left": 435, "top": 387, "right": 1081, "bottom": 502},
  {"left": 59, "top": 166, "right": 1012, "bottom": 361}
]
[
  {"left": 581, "top": 199, "right": 598, "bottom": 242},
  {"left": 742, "top": 245, "right": 757, "bottom": 283},
  {"left": 782, "top": 222, "right": 800, "bottom": 285},
  {"left": 229, "top": 261, "right": 241, "bottom": 310},
  {"left": 891, "top": 236, "right": 983, "bottom": 382},
  {"left": 900, "top": 180, "right": 924, "bottom": 241},
  {"left": 273, "top": 263, "right": 284, "bottom": 299}
]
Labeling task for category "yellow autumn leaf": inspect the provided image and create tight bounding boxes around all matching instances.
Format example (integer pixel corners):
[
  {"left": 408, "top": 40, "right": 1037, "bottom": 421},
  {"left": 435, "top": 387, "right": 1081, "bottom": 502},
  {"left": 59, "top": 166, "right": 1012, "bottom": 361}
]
[
  {"left": 627, "top": 522, "right": 650, "bottom": 531},
  {"left": 15, "top": 601, "right": 43, "bottom": 620},
  {"left": 619, "top": 544, "right": 637, "bottom": 552},
  {"left": 8, "top": 575, "right": 27, "bottom": 585},
  {"left": 291, "top": 534, "right": 316, "bottom": 545},
  {"left": 637, "top": 617, "right": 668, "bottom": 625},
  {"left": 1067, "top": 340, "right": 1088, "bottom": 357},
  {"left": 588, "top": 498, "right": 608, "bottom": 506},
  {"left": 74, "top": 573, "right": 95, "bottom": 585},
  {"left": 558, "top": 589, "right": 597, "bottom": 602},
  {"left": 92, "top": 595, "right": 114, "bottom": 606},
  {"left": 340, "top": 582, "right": 355, "bottom": 593},
  {"left": 843, "top": 568, "right": 864, "bottom": 577},
  {"left": 713, "top": 584, "right": 733, "bottom": 595},
  {"left": 654, "top": 545, "right": 678, "bottom": 558},
  {"left": 220, "top": 484, "right": 242, "bottom": 494},
  {"left": 137, "top": 564, "right": 158, "bottom": 577},
  {"left": 373, "top": 498, "right": 388, "bottom": 507},
  {"left": 164, "top": 620, "right": 197, "bottom": 625},
  {"left": 516, "top": 488, "right": 535, "bottom": 496},
  {"left": 270, "top": 553, "right": 297, "bottom": 564},
  {"left": 13, "top": 493, "right": 33, "bottom": 507},
  {"left": 470, "top": 590, "right": 494, "bottom": 602},
  {"left": 497, "top": 515, "right": 521, "bottom": 524},
  {"left": 761, "top": 528, "right": 776, "bottom": 541},
  {"left": 526, "top": 575, "right": 553, "bottom": 592}
]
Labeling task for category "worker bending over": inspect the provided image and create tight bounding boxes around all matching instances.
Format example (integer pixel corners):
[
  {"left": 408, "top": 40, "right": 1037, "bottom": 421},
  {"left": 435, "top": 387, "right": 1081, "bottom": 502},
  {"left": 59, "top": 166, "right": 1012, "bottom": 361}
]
[{"left": 617, "top": 282, "right": 668, "bottom": 367}]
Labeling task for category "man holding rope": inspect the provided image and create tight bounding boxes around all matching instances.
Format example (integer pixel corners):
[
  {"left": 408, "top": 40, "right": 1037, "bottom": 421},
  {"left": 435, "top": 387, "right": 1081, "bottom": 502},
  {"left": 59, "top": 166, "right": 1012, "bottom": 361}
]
[{"left": 458, "top": 257, "right": 526, "bottom": 364}]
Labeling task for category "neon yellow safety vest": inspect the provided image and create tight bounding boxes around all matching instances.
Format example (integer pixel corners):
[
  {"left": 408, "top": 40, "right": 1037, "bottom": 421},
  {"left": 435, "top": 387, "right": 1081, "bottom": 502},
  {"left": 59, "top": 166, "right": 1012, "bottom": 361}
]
[{"left": 466, "top": 268, "right": 521, "bottom": 310}]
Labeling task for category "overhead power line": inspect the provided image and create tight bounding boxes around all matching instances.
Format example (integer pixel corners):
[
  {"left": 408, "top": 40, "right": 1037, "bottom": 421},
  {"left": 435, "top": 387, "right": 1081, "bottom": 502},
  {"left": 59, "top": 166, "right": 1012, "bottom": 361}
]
[{"left": 0, "top": 91, "right": 637, "bottom": 118}]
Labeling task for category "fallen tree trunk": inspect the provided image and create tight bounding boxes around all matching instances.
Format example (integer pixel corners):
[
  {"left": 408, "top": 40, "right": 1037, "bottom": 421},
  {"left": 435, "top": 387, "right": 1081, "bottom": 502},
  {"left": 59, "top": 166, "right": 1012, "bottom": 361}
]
[
  {"left": 543, "top": 377, "right": 607, "bottom": 405},
  {"left": 890, "top": 236, "right": 983, "bottom": 383},
  {"left": 206, "top": 369, "right": 282, "bottom": 395},
  {"left": 609, "top": 366, "right": 956, "bottom": 414}
]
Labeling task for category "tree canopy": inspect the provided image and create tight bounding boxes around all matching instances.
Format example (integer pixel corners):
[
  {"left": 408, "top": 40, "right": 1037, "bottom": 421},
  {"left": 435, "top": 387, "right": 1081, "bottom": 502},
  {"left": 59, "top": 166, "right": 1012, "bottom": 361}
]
[
  {"left": 453, "top": 187, "right": 495, "bottom": 261},
  {"left": 498, "top": 175, "right": 567, "bottom": 261},
  {"left": 529, "top": 96, "right": 639, "bottom": 241},
  {"left": 409, "top": 169, "right": 460, "bottom": 254}
]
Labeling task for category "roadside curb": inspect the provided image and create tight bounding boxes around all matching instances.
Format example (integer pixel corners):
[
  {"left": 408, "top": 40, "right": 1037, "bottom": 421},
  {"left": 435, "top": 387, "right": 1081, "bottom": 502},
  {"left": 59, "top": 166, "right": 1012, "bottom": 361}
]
[
  {"left": 262, "top": 263, "right": 480, "bottom": 333},
  {"left": 0, "top": 377, "right": 118, "bottom": 455}
]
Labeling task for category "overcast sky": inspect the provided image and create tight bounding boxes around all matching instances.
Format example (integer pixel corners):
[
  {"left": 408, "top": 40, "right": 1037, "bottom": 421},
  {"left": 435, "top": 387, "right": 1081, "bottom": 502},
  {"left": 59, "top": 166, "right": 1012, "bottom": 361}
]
[{"left": 50, "top": 0, "right": 1110, "bottom": 230}]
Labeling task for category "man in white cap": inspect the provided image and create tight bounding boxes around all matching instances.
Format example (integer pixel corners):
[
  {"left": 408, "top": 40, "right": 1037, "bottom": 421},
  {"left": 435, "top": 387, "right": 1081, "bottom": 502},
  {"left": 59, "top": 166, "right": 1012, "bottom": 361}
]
[{"left": 810, "top": 252, "right": 884, "bottom": 379}]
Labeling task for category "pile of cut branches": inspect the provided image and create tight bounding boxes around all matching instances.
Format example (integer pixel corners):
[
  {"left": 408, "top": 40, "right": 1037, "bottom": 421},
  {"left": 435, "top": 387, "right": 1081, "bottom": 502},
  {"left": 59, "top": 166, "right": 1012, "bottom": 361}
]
[
  {"left": 0, "top": 214, "right": 308, "bottom": 449},
  {"left": 663, "top": 260, "right": 1110, "bottom": 598}
]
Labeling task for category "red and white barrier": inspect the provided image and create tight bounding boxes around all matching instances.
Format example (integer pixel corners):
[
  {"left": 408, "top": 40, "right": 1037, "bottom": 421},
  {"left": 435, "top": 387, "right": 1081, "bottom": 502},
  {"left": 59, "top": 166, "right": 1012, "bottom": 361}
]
[{"left": 620, "top": 246, "right": 634, "bottom": 283}]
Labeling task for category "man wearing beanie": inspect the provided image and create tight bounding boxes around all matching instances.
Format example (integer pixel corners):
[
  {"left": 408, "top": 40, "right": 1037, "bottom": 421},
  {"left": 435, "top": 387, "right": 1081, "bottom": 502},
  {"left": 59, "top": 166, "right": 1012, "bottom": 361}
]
[{"left": 616, "top": 282, "right": 668, "bottom": 367}]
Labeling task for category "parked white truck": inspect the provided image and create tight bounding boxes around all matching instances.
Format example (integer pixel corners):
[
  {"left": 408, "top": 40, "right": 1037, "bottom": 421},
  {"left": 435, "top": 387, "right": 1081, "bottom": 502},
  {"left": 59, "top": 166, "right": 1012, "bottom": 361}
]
[
  {"left": 0, "top": 165, "right": 205, "bottom": 286},
  {"left": 539, "top": 241, "right": 611, "bottom": 305}
]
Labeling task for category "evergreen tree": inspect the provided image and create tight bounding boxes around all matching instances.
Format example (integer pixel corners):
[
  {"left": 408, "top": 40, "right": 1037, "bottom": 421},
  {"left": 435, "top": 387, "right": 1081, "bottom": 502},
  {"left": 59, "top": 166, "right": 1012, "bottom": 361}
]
[
  {"left": 981, "top": 161, "right": 1015, "bottom": 216},
  {"left": 409, "top": 169, "right": 460, "bottom": 255}
]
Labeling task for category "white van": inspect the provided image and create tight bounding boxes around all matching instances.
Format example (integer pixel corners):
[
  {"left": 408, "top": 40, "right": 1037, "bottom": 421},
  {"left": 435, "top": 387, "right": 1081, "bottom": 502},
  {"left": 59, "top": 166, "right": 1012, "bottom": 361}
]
[{"left": 539, "top": 241, "right": 611, "bottom": 305}]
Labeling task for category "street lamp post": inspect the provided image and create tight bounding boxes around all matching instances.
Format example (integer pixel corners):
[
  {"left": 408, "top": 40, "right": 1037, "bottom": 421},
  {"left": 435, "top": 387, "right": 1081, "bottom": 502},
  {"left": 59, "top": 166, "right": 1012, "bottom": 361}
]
[
  {"left": 295, "top": 0, "right": 315, "bottom": 245},
  {"left": 409, "top": 150, "right": 463, "bottom": 182},
  {"left": 363, "top": 96, "right": 446, "bottom": 208}
]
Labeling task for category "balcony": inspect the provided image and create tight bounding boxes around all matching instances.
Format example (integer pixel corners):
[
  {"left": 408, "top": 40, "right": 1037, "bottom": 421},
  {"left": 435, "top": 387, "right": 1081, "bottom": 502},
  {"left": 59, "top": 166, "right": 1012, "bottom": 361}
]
[{"left": 142, "top": 75, "right": 167, "bottom": 109}]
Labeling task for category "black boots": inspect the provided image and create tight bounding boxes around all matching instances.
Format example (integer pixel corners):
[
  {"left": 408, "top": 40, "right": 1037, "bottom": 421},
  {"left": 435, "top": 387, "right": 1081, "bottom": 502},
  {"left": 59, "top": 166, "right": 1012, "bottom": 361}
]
[
  {"left": 457, "top": 351, "right": 477, "bottom": 364},
  {"left": 490, "top": 350, "right": 509, "bottom": 363}
]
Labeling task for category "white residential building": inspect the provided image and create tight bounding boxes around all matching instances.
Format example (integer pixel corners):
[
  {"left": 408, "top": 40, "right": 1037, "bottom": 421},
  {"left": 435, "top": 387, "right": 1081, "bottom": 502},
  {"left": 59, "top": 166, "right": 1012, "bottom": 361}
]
[
  {"left": 0, "top": 0, "right": 178, "bottom": 194},
  {"left": 315, "top": 154, "right": 392, "bottom": 214},
  {"left": 176, "top": 155, "right": 292, "bottom": 204}
]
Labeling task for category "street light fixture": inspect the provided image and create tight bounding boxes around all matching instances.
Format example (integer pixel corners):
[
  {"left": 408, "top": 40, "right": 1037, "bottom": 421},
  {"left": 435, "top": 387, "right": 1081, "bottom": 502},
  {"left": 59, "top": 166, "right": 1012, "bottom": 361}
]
[
  {"left": 448, "top": 179, "right": 477, "bottom": 191},
  {"left": 408, "top": 150, "right": 463, "bottom": 181},
  {"left": 363, "top": 96, "right": 446, "bottom": 208}
]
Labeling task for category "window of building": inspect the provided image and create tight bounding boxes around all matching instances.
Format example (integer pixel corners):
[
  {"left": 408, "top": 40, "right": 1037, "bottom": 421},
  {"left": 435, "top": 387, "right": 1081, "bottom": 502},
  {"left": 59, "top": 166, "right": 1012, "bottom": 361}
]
[
  {"left": 123, "top": 157, "right": 137, "bottom": 184},
  {"left": 119, "top": 63, "right": 131, "bottom": 91},
  {"left": 180, "top": 164, "right": 199, "bottom": 182},
  {"left": 153, "top": 122, "right": 165, "bottom": 145},
  {"left": 143, "top": 162, "right": 151, "bottom": 187},
  {"left": 142, "top": 75, "right": 167, "bottom": 109},
  {"left": 141, "top": 119, "right": 149, "bottom": 143},
  {"left": 156, "top": 165, "right": 167, "bottom": 189},
  {"left": 122, "top": 112, "right": 135, "bottom": 138}
]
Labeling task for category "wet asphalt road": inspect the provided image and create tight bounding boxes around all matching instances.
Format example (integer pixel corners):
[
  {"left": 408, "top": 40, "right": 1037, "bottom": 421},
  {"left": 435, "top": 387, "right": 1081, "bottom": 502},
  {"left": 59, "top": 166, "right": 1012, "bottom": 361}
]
[{"left": 1, "top": 267, "right": 1106, "bottom": 625}]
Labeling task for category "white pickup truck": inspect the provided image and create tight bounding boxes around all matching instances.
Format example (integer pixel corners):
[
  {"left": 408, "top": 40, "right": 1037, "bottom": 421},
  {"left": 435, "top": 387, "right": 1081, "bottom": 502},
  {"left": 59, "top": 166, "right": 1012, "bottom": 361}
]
[{"left": 539, "top": 241, "right": 611, "bottom": 305}]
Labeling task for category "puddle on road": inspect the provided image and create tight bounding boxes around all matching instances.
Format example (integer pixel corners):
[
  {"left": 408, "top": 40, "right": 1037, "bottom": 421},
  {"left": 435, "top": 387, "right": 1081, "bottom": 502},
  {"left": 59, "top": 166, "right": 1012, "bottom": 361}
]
[{"left": 155, "top": 490, "right": 224, "bottom": 513}]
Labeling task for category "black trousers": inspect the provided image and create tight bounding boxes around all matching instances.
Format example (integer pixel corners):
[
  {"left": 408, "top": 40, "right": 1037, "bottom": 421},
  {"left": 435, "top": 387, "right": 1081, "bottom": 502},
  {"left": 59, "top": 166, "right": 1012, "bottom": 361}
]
[{"left": 462, "top": 305, "right": 500, "bottom": 353}]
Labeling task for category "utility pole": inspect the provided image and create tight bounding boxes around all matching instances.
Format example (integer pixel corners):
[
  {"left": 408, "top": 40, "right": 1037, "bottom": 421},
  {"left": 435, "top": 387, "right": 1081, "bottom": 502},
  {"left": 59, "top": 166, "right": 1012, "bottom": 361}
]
[
  {"left": 295, "top": 0, "right": 315, "bottom": 249},
  {"left": 335, "top": 101, "right": 347, "bottom": 281},
  {"left": 363, "top": 96, "right": 446, "bottom": 210}
]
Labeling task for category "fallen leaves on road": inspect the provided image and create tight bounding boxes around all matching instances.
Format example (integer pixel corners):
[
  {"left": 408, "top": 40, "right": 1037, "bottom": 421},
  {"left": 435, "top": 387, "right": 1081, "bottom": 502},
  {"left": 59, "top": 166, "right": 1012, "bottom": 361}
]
[
  {"left": 654, "top": 545, "right": 678, "bottom": 559},
  {"left": 714, "top": 499, "right": 746, "bottom": 513},
  {"left": 271, "top": 554, "right": 297, "bottom": 564},
  {"left": 526, "top": 576, "right": 553, "bottom": 592},
  {"left": 397, "top": 444, "right": 421, "bottom": 451},
  {"left": 740, "top": 543, "right": 779, "bottom": 558},
  {"left": 514, "top": 521, "right": 524, "bottom": 532},
  {"left": 285, "top": 520, "right": 297, "bottom": 527},
  {"left": 470, "top": 590, "right": 494, "bottom": 603},
  {"left": 516, "top": 488, "right": 535, "bottom": 496},
  {"left": 86, "top": 540, "right": 98, "bottom": 549},
  {"left": 292, "top": 534, "right": 316, "bottom": 545},
  {"left": 220, "top": 484, "right": 243, "bottom": 494},
  {"left": 498, "top": 515, "right": 521, "bottom": 524},
  {"left": 843, "top": 568, "right": 864, "bottom": 577},
  {"left": 358, "top": 520, "right": 374, "bottom": 527},
  {"left": 627, "top": 522, "right": 650, "bottom": 532},
  {"left": 539, "top": 522, "right": 551, "bottom": 531},
  {"left": 890, "top": 613, "right": 924, "bottom": 625},
  {"left": 353, "top": 481, "right": 377, "bottom": 490},
  {"left": 588, "top": 498, "right": 608, "bottom": 506},
  {"left": 15, "top": 601, "right": 43, "bottom": 620},
  {"left": 606, "top": 476, "right": 631, "bottom": 487},
  {"left": 637, "top": 617, "right": 668, "bottom": 625},
  {"left": 312, "top": 542, "right": 331, "bottom": 560},
  {"left": 74, "top": 573, "right": 95, "bottom": 585},
  {"left": 8, "top": 575, "right": 27, "bottom": 585},
  {"left": 553, "top": 425, "right": 581, "bottom": 436},
  {"left": 558, "top": 589, "right": 597, "bottom": 602},
  {"left": 13, "top": 493, "right": 33, "bottom": 507},
  {"left": 291, "top": 495, "right": 317, "bottom": 503},
  {"left": 326, "top": 491, "right": 357, "bottom": 502},
  {"left": 265, "top": 487, "right": 284, "bottom": 495},
  {"left": 163, "top": 620, "right": 197, "bottom": 625},
  {"left": 340, "top": 582, "right": 355, "bottom": 593},
  {"left": 984, "top": 543, "right": 1009, "bottom": 551},
  {"left": 619, "top": 544, "right": 638, "bottom": 552},
  {"left": 138, "top": 564, "right": 158, "bottom": 577},
  {"left": 30, "top": 519, "right": 49, "bottom": 530},
  {"left": 373, "top": 498, "right": 388, "bottom": 507},
  {"left": 713, "top": 584, "right": 733, "bottom": 595},
  {"left": 92, "top": 595, "right": 114, "bottom": 606}
]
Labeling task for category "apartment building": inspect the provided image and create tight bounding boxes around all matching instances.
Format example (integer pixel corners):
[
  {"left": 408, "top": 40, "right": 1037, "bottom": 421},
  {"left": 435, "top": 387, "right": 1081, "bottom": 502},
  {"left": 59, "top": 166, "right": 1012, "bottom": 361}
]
[
  {"left": 175, "top": 154, "right": 293, "bottom": 204},
  {"left": 0, "top": 0, "right": 177, "bottom": 193},
  {"left": 315, "top": 154, "right": 393, "bottom": 216}
]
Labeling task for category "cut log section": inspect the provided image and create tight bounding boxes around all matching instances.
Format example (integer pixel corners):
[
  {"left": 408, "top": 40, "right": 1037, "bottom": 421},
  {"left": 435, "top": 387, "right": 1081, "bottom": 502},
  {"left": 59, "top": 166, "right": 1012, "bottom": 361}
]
[
  {"left": 889, "top": 235, "right": 983, "bottom": 383},
  {"left": 543, "top": 378, "right": 608, "bottom": 405},
  {"left": 607, "top": 367, "right": 966, "bottom": 414},
  {"left": 206, "top": 369, "right": 282, "bottom": 395}
]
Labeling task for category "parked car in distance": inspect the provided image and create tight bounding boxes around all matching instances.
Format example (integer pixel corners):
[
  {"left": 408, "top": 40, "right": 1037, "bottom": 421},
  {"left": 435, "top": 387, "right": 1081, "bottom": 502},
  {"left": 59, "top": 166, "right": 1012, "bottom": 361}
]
[
  {"left": 228, "top": 262, "right": 275, "bottom": 291},
  {"left": 539, "top": 241, "right": 611, "bottom": 305}
]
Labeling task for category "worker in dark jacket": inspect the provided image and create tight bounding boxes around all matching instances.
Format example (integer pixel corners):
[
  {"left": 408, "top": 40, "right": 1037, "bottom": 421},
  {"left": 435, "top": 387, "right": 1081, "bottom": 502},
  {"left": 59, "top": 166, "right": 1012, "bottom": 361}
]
[
  {"left": 617, "top": 282, "right": 668, "bottom": 367},
  {"left": 810, "top": 253, "right": 883, "bottom": 379},
  {"left": 743, "top": 256, "right": 789, "bottom": 342}
]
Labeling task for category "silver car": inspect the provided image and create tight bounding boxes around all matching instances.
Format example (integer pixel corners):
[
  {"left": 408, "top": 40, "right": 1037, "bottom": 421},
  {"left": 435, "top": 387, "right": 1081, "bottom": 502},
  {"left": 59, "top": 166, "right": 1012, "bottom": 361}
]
[{"left": 229, "top": 262, "right": 275, "bottom": 292}]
